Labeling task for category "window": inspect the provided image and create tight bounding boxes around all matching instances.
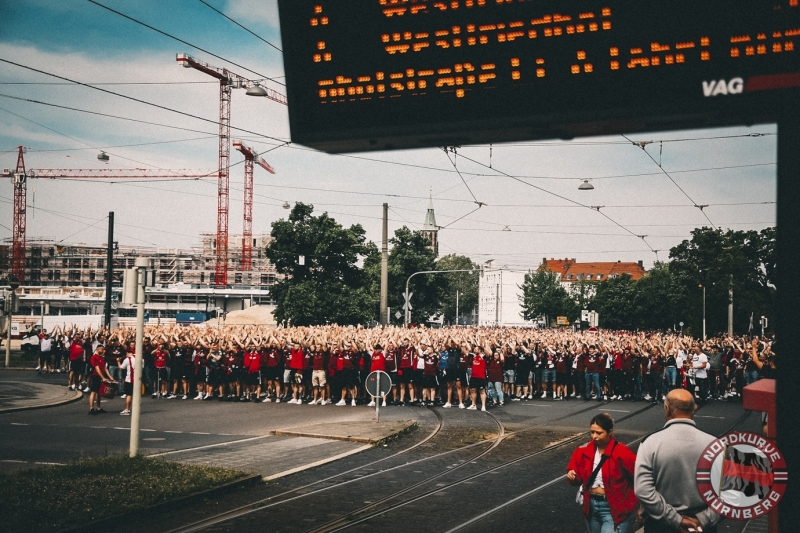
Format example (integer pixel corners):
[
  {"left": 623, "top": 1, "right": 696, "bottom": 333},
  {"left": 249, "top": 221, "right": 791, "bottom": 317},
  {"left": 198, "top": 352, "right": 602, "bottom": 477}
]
[
  {"left": 69, "top": 270, "right": 80, "bottom": 281},
  {"left": 97, "top": 259, "right": 104, "bottom": 269},
  {"left": 597, "top": 274, "right": 603, "bottom": 280},
  {"left": 567, "top": 274, "right": 573, "bottom": 280},
  {"left": 586, "top": 274, "right": 593, "bottom": 280}
]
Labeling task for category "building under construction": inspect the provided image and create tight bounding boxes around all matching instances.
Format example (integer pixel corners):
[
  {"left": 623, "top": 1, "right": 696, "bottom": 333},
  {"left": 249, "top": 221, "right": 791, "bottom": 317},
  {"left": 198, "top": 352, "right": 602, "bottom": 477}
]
[{"left": 0, "top": 232, "right": 280, "bottom": 324}]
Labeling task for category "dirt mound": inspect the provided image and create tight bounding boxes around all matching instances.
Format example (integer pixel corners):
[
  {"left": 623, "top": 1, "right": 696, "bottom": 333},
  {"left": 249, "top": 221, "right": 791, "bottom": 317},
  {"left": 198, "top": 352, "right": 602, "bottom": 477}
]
[{"left": 207, "top": 305, "right": 276, "bottom": 325}]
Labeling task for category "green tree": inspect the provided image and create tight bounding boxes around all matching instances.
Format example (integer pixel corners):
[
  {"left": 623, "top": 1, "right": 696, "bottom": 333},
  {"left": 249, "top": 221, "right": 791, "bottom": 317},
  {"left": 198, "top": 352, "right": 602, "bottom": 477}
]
[
  {"left": 435, "top": 254, "right": 479, "bottom": 324},
  {"left": 668, "top": 227, "right": 775, "bottom": 335},
  {"left": 265, "top": 203, "right": 373, "bottom": 326},
  {"left": 364, "top": 226, "right": 440, "bottom": 325},
  {"left": 519, "top": 268, "right": 576, "bottom": 324},
  {"left": 591, "top": 274, "right": 637, "bottom": 329},
  {"left": 632, "top": 262, "right": 686, "bottom": 330}
]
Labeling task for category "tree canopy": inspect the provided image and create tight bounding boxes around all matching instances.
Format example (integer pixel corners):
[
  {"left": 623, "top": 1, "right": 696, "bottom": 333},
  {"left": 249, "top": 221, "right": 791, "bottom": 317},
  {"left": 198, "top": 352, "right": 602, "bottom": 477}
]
[{"left": 265, "top": 203, "right": 373, "bottom": 326}]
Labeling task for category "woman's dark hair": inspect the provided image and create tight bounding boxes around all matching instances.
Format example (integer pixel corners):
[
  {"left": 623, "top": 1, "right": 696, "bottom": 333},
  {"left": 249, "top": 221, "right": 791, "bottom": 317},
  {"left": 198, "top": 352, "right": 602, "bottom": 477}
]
[{"left": 590, "top": 413, "right": 614, "bottom": 433}]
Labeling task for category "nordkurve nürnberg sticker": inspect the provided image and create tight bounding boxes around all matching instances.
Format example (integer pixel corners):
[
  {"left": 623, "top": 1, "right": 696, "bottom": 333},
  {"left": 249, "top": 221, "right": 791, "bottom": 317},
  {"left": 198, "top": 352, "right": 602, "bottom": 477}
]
[{"left": 696, "top": 431, "right": 788, "bottom": 520}]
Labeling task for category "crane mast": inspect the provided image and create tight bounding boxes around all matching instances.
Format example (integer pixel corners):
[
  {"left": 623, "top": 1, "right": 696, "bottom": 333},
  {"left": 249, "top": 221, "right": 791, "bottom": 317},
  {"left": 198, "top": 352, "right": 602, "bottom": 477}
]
[
  {"left": 177, "top": 53, "right": 287, "bottom": 287},
  {"left": 233, "top": 139, "right": 275, "bottom": 271}
]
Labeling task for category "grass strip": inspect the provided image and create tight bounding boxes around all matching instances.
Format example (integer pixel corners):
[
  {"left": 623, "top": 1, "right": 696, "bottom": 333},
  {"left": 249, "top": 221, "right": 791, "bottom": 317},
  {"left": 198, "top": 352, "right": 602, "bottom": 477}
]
[{"left": 0, "top": 455, "right": 248, "bottom": 532}]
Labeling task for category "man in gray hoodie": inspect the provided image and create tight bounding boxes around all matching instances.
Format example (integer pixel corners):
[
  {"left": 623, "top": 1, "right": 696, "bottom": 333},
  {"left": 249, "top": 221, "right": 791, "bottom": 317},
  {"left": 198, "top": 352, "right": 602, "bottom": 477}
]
[{"left": 634, "top": 389, "right": 723, "bottom": 533}]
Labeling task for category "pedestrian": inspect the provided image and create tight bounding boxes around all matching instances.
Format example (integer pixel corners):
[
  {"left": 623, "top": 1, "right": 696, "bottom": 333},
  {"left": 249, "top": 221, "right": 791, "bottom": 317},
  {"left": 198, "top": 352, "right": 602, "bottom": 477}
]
[
  {"left": 634, "top": 389, "right": 723, "bottom": 533},
  {"left": 566, "top": 413, "right": 639, "bottom": 533},
  {"left": 118, "top": 348, "right": 136, "bottom": 415},
  {"left": 468, "top": 345, "right": 488, "bottom": 411},
  {"left": 88, "top": 345, "right": 114, "bottom": 415}
]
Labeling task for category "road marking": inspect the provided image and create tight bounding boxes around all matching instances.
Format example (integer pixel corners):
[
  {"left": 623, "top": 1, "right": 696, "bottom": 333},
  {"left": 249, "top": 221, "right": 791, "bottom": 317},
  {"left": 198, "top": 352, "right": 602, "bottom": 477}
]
[
  {"left": 190, "top": 432, "right": 211, "bottom": 435},
  {"left": 10, "top": 423, "right": 29, "bottom": 426},
  {"left": 263, "top": 444, "right": 372, "bottom": 481},
  {"left": 89, "top": 426, "right": 106, "bottom": 429},
  {"left": 148, "top": 435, "right": 271, "bottom": 457},
  {"left": 113, "top": 427, "right": 128, "bottom": 430},
  {"left": 1, "top": 460, "right": 25, "bottom": 463},
  {"left": 601, "top": 409, "right": 631, "bottom": 413},
  {"left": 35, "top": 462, "right": 64, "bottom": 465},
  {"left": 696, "top": 415, "right": 726, "bottom": 419},
  {"left": 141, "top": 429, "right": 156, "bottom": 432},
  {"left": 144, "top": 438, "right": 166, "bottom": 441},
  {"left": 164, "top": 431, "right": 183, "bottom": 434}
]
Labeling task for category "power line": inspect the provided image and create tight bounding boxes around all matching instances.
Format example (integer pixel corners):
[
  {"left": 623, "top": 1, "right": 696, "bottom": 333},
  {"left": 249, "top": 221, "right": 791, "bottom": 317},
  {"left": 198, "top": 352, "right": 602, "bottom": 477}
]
[
  {"left": 197, "top": 0, "right": 282, "bottom": 53},
  {"left": 622, "top": 134, "right": 717, "bottom": 228},
  {"left": 452, "top": 151, "right": 656, "bottom": 253},
  {"left": 0, "top": 59, "right": 288, "bottom": 143},
  {"left": 0, "top": 81, "right": 215, "bottom": 86},
  {"left": 27, "top": 135, "right": 218, "bottom": 152},
  {"left": 87, "top": 0, "right": 285, "bottom": 86},
  {"left": 472, "top": 132, "right": 775, "bottom": 147}
]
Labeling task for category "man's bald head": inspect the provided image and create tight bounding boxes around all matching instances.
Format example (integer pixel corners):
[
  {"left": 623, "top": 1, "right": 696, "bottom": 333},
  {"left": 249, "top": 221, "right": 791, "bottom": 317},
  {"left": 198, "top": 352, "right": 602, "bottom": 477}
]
[{"left": 664, "top": 389, "right": 696, "bottom": 420}]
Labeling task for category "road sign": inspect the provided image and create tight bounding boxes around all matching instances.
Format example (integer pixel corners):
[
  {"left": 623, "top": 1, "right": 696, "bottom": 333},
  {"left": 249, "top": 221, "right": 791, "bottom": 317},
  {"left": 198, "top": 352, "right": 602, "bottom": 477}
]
[
  {"left": 402, "top": 292, "right": 413, "bottom": 311},
  {"left": 278, "top": 1, "right": 800, "bottom": 153},
  {"left": 395, "top": 311, "right": 402, "bottom": 320},
  {"left": 365, "top": 371, "right": 393, "bottom": 398}
]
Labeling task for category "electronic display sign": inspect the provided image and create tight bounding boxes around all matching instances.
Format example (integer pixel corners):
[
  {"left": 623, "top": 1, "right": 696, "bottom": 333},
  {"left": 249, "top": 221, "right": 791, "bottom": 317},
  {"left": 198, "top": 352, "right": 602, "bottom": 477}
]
[{"left": 277, "top": 1, "right": 800, "bottom": 153}]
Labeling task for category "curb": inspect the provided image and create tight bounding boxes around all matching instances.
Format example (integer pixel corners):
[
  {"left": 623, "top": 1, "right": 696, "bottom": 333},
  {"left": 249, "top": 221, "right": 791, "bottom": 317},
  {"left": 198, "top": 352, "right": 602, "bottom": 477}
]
[
  {"left": 0, "top": 389, "right": 83, "bottom": 414},
  {"left": 58, "top": 472, "right": 263, "bottom": 533},
  {"left": 269, "top": 421, "right": 417, "bottom": 445}
]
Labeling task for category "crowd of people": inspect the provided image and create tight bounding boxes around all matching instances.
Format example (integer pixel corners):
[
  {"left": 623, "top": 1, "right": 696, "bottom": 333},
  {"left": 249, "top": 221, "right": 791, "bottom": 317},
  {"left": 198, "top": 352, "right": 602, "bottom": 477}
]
[{"left": 28, "top": 324, "right": 776, "bottom": 416}]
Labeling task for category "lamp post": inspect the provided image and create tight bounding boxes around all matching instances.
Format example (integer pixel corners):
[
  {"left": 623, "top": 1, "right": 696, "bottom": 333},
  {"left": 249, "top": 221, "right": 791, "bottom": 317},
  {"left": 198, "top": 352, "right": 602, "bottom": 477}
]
[
  {"left": 404, "top": 269, "right": 477, "bottom": 327},
  {"left": 699, "top": 284, "right": 706, "bottom": 341}
]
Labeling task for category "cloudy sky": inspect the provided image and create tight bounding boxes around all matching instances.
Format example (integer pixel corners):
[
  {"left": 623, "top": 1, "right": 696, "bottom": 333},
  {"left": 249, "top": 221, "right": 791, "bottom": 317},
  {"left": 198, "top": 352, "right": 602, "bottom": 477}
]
[{"left": 0, "top": 0, "right": 777, "bottom": 271}]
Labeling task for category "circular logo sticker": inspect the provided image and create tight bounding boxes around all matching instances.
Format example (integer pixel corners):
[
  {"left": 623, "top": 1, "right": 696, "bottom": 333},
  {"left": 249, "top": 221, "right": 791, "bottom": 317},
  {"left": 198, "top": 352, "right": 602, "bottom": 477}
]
[{"left": 696, "top": 431, "right": 788, "bottom": 520}]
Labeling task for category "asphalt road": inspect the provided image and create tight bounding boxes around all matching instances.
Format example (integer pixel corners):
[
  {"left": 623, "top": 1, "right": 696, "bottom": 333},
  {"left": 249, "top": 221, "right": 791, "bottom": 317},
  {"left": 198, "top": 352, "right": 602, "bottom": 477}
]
[{"left": 0, "top": 370, "right": 763, "bottom": 532}]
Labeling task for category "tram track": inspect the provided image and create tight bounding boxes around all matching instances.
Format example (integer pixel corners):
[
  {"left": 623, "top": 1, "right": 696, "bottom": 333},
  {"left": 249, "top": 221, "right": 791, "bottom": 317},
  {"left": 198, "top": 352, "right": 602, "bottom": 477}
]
[
  {"left": 442, "top": 411, "right": 754, "bottom": 533},
  {"left": 166, "top": 399, "right": 655, "bottom": 533}
]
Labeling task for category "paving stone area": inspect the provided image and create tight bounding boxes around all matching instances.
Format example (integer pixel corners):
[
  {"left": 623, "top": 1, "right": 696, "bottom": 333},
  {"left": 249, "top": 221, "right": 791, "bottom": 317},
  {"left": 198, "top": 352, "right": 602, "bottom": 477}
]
[{"left": 157, "top": 435, "right": 369, "bottom": 479}]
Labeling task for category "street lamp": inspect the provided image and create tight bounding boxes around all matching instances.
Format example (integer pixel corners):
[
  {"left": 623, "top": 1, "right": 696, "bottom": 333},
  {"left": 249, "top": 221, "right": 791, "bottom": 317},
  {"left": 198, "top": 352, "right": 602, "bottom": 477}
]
[{"left": 699, "top": 284, "right": 706, "bottom": 341}]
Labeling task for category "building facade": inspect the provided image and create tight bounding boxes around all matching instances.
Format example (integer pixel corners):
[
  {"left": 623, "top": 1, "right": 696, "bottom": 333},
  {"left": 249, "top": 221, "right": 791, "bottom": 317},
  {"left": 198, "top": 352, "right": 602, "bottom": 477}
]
[{"left": 478, "top": 262, "right": 535, "bottom": 326}]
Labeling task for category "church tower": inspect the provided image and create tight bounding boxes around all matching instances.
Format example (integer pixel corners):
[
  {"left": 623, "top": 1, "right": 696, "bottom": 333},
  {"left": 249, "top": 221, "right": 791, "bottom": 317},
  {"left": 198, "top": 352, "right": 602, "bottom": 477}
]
[{"left": 421, "top": 196, "right": 439, "bottom": 257}]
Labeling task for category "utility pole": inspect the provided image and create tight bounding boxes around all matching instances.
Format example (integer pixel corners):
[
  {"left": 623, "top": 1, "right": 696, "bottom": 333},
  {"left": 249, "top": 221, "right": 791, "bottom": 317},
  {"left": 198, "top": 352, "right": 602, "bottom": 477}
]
[
  {"left": 104, "top": 212, "right": 114, "bottom": 329},
  {"left": 456, "top": 290, "right": 459, "bottom": 326},
  {"left": 380, "top": 203, "right": 389, "bottom": 326},
  {"left": 129, "top": 258, "right": 148, "bottom": 457}
]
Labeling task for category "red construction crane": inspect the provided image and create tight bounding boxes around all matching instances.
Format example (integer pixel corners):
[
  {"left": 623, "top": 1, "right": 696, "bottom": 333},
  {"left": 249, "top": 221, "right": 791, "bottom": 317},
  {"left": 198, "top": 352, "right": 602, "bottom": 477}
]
[
  {"left": 233, "top": 139, "right": 275, "bottom": 271},
  {"left": 2, "top": 145, "right": 212, "bottom": 282},
  {"left": 177, "top": 53, "right": 287, "bottom": 287}
]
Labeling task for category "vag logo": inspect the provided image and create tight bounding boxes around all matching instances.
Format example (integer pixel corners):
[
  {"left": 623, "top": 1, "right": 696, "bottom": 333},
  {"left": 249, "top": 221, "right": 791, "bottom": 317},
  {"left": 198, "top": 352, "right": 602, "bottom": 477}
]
[{"left": 702, "top": 78, "right": 744, "bottom": 97}]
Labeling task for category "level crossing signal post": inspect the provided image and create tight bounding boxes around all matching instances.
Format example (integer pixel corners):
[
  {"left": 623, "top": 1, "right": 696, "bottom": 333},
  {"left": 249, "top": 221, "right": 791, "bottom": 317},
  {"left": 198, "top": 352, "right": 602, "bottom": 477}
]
[{"left": 365, "top": 370, "right": 392, "bottom": 422}]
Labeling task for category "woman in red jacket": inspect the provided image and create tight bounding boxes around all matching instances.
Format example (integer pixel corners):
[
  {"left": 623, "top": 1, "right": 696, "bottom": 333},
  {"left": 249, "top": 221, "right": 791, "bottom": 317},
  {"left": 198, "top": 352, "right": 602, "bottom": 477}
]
[{"left": 566, "top": 413, "right": 638, "bottom": 533}]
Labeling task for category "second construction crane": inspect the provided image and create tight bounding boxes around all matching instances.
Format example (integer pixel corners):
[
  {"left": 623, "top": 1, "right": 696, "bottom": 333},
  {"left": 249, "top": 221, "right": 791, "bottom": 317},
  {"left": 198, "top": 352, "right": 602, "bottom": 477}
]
[{"left": 177, "top": 53, "right": 287, "bottom": 288}]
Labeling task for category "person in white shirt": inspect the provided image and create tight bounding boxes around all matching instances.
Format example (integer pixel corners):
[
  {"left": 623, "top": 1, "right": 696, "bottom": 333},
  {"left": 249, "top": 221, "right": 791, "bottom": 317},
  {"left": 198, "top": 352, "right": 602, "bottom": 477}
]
[
  {"left": 118, "top": 350, "right": 136, "bottom": 415},
  {"left": 691, "top": 346, "right": 709, "bottom": 404}
]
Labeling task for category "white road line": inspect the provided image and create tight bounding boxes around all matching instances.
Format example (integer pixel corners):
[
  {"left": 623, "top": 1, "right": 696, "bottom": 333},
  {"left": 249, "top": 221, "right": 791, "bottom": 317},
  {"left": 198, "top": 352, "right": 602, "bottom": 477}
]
[
  {"left": 140, "top": 429, "right": 156, "bottom": 432},
  {"left": 148, "top": 435, "right": 271, "bottom": 457},
  {"left": 143, "top": 438, "right": 166, "bottom": 441},
  {"left": 190, "top": 432, "right": 211, "bottom": 435},
  {"left": 602, "top": 409, "right": 631, "bottom": 413},
  {"left": 164, "top": 431, "right": 183, "bottom": 434},
  {"left": 1, "top": 460, "right": 25, "bottom": 463},
  {"left": 35, "top": 462, "right": 64, "bottom": 465},
  {"left": 113, "top": 427, "right": 128, "bottom": 430},
  {"left": 10, "top": 423, "right": 29, "bottom": 426},
  {"left": 696, "top": 415, "right": 726, "bottom": 419}
]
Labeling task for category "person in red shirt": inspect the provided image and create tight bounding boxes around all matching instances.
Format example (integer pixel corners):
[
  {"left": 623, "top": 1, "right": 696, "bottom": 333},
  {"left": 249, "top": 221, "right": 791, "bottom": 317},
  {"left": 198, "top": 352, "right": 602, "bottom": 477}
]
[
  {"left": 335, "top": 344, "right": 358, "bottom": 406},
  {"left": 367, "top": 345, "right": 387, "bottom": 407},
  {"left": 88, "top": 345, "right": 113, "bottom": 415},
  {"left": 383, "top": 342, "right": 399, "bottom": 404},
  {"left": 264, "top": 343, "right": 284, "bottom": 402},
  {"left": 310, "top": 344, "right": 329, "bottom": 405},
  {"left": 68, "top": 332, "right": 85, "bottom": 391},
  {"left": 151, "top": 343, "right": 170, "bottom": 398},
  {"left": 242, "top": 343, "right": 262, "bottom": 402},
  {"left": 287, "top": 342, "right": 305, "bottom": 404},
  {"left": 397, "top": 338, "right": 416, "bottom": 405},
  {"left": 420, "top": 343, "right": 438, "bottom": 406},
  {"left": 469, "top": 346, "right": 488, "bottom": 411},
  {"left": 487, "top": 350, "right": 505, "bottom": 406},
  {"left": 566, "top": 413, "right": 637, "bottom": 533}
]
